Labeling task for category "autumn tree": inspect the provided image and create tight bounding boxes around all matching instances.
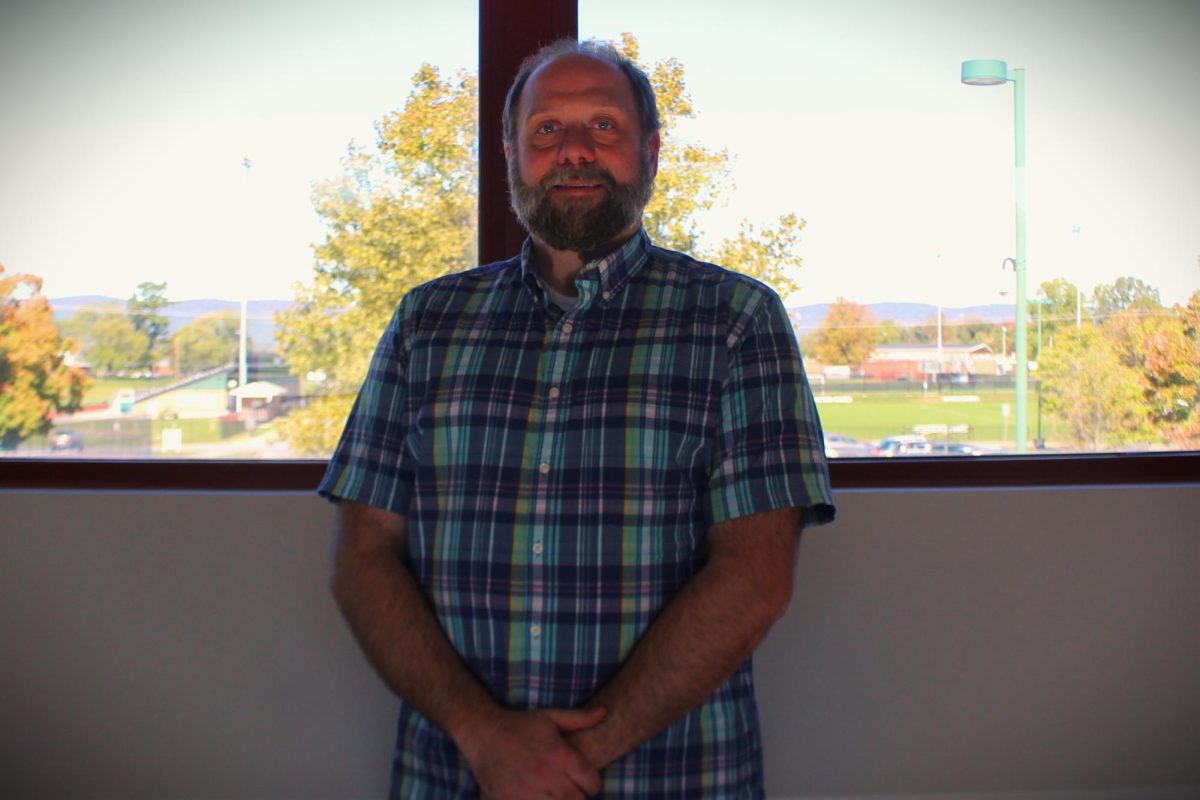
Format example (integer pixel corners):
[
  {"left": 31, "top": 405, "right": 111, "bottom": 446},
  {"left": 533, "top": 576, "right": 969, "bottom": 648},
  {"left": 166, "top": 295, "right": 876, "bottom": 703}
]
[
  {"left": 1038, "top": 325, "right": 1148, "bottom": 451},
  {"left": 0, "top": 263, "right": 88, "bottom": 449},
  {"left": 173, "top": 311, "right": 241, "bottom": 373},
  {"left": 1140, "top": 291, "right": 1200, "bottom": 447},
  {"left": 810, "top": 299, "right": 879, "bottom": 369},
  {"left": 276, "top": 36, "right": 808, "bottom": 456}
]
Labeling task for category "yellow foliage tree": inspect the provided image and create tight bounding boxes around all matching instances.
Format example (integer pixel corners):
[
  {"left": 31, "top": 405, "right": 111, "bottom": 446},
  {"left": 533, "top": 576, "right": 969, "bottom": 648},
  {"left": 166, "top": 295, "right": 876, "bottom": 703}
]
[
  {"left": 276, "top": 38, "right": 806, "bottom": 456},
  {"left": 0, "top": 263, "right": 88, "bottom": 449},
  {"left": 810, "top": 298, "right": 879, "bottom": 369}
]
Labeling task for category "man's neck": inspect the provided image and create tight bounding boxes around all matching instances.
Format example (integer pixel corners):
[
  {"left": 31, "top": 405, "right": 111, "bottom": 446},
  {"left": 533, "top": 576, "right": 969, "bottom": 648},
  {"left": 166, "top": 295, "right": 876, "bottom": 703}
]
[{"left": 530, "top": 225, "right": 640, "bottom": 298}]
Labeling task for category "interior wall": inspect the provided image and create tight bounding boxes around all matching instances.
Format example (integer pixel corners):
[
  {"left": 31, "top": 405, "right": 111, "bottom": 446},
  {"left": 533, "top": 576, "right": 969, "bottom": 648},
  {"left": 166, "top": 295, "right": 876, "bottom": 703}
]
[{"left": 1, "top": 483, "right": 1196, "bottom": 799}]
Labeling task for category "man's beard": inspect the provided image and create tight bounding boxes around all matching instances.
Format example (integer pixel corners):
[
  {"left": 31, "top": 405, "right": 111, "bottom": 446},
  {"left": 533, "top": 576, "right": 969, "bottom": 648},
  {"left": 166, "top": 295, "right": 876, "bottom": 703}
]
[{"left": 508, "top": 149, "right": 654, "bottom": 258}]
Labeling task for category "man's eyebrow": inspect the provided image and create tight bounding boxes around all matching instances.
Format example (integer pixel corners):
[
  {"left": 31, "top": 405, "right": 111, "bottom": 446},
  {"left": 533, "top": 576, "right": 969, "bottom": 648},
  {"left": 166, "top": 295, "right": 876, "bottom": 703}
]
[{"left": 524, "top": 95, "right": 629, "bottom": 119}]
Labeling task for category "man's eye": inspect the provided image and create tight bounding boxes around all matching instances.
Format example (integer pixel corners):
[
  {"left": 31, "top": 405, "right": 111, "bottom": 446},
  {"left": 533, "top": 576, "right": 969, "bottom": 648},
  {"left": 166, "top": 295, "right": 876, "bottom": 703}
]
[
  {"left": 536, "top": 122, "right": 558, "bottom": 135},
  {"left": 595, "top": 120, "right": 614, "bottom": 130}
]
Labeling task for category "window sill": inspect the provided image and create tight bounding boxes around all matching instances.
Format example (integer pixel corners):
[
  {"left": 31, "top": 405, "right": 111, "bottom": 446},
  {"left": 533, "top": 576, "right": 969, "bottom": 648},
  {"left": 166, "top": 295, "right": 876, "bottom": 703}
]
[{"left": 1, "top": 452, "right": 1195, "bottom": 492}]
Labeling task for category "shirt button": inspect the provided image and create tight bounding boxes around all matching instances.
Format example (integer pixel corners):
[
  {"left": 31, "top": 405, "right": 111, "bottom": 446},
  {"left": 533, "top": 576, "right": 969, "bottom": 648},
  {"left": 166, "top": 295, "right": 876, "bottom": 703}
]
[
  {"left": 602, "top": 291, "right": 612, "bottom": 301},
  {"left": 538, "top": 462, "right": 551, "bottom": 475},
  {"left": 530, "top": 624, "right": 542, "bottom": 638},
  {"left": 532, "top": 542, "right": 544, "bottom": 555},
  {"left": 548, "top": 387, "right": 560, "bottom": 400},
  {"left": 562, "top": 322, "right": 573, "bottom": 336}
]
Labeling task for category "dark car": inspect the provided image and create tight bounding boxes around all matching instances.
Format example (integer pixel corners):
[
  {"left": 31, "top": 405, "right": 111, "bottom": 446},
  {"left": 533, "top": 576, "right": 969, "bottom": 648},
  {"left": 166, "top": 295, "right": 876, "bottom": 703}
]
[{"left": 49, "top": 429, "right": 84, "bottom": 452}]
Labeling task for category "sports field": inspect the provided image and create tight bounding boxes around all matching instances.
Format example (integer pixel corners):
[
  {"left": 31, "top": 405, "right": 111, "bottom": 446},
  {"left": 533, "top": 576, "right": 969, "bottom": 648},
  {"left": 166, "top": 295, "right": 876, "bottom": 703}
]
[{"left": 812, "top": 386, "right": 1058, "bottom": 448}]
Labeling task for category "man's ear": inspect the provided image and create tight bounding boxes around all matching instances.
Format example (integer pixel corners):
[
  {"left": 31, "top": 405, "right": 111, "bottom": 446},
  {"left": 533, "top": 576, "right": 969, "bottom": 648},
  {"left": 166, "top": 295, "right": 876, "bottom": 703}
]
[
  {"left": 503, "top": 141, "right": 513, "bottom": 163},
  {"left": 648, "top": 132, "right": 661, "bottom": 178}
]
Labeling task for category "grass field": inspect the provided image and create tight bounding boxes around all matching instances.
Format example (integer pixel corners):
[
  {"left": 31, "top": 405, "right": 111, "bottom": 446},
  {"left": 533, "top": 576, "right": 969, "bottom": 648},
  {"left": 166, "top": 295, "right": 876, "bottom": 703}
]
[{"left": 813, "top": 387, "right": 1065, "bottom": 447}]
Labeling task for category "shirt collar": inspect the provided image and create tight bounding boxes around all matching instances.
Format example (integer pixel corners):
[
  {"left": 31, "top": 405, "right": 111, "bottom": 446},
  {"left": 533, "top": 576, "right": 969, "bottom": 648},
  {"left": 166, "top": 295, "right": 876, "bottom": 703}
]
[{"left": 518, "top": 227, "right": 651, "bottom": 307}]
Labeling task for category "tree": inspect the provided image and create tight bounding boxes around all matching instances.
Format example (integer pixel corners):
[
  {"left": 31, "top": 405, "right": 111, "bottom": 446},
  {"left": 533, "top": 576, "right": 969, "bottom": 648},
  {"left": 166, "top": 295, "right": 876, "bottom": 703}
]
[
  {"left": 1033, "top": 278, "right": 1084, "bottom": 337},
  {"left": 274, "top": 63, "right": 479, "bottom": 456},
  {"left": 0, "top": 263, "right": 87, "bottom": 449},
  {"left": 1140, "top": 291, "right": 1200, "bottom": 447},
  {"left": 276, "top": 37, "right": 809, "bottom": 456},
  {"left": 173, "top": 312, "right": 240, "bottom": 373},
  {"left": 63, "top": 303, "right": 145, "bottom": 375},
  {"left": 1092, "top": 276, "right": 1162, "bottom": 321},
  {"left": 128, "top": 281, "right": 170, "bottom": 369},
  {"left": 1037, "top": 325, "right": 1148, "bottom": 451},
  {"left": 810, "top": 298, "right": 879, "bottom": 369}
]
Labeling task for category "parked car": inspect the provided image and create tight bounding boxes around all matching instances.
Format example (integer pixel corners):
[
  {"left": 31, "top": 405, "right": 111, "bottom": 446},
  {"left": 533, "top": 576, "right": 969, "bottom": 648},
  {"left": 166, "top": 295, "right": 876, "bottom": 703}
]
[
  {"left": 928, "top": 441, "right": 991, "bottom": 456},
  {"left": 873, "top": 435, "right": 932, "bottom": 456},
  {"left": 49, "top": 429, "right": 84, "bottom": 452},
  {"left": 824, "top": 433, "right": 874, "bottom": 458}
]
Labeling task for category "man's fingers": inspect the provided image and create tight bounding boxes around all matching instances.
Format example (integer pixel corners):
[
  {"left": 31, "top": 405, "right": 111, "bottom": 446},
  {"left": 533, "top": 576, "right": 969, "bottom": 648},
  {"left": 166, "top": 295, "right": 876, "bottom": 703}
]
[
  {"left": 544, "top": 705, "right": 606, "bottom": 732},
  {"left": 563, "top": 754, "right": 603, "bottom": 797}
]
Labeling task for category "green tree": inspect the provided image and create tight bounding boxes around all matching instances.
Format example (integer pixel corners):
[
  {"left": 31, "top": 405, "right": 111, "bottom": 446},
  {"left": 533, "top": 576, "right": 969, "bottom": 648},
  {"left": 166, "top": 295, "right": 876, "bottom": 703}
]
[
  {"left": 1033, "top": 278, "right": 1084, "bottom": 337},
  {"left": 64, "top": 303, "right": 145, "bottom": 375},
  {"left": 810, "top": 298, "right": 879, "bottom": 369},
  {"left": 1092, "top": 276, "right": 1162, "bottom": 321},
  {"left": 276, "top": 37, "right": 809, "bottom": 456},
  {"left": 1038, "top": 325, "right": 1148, "bottom": 451},
  {"left": 0, "top": 263, "right": 87, "bottom": 449},
  {"left": 128, "top": 281, "right": 170, "bottom": 369},
  {"left": 173, "top": 312, "right": 240, "bottom": 373}
]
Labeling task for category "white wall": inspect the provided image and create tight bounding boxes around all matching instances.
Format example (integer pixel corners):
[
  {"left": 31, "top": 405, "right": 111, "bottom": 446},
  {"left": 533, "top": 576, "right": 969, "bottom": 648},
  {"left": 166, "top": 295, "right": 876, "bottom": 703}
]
[{"left": 1, "top": 484, "right": 1197, "bottom": 799}]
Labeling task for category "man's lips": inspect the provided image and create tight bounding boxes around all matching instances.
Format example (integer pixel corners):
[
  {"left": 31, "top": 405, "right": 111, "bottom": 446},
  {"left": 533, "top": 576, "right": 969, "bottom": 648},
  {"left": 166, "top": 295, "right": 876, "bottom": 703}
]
[{"left": 551, "top": 182, "right": 603, "bottom": 192}]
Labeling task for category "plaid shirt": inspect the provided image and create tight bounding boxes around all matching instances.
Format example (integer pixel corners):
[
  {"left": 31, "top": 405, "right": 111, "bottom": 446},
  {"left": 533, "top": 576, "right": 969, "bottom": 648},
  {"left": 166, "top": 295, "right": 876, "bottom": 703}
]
[{"left": 320, "top": 229, "right": 835, "bottom": 798}]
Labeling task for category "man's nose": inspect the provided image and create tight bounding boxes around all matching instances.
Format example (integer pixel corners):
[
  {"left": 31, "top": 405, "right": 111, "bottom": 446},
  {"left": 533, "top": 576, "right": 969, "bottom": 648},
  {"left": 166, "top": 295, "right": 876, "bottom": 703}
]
[{"left": 557, "top": 125, "right": 595, "bottom": 164}]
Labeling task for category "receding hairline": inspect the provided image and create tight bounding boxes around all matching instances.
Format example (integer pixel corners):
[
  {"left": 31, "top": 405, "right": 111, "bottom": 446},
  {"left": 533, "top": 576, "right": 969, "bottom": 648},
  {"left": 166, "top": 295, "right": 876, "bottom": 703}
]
[
  {"left": 501, "top": 38, "right": 660, "bottom": 145},
  {"left": 516, "top": 55, "right": 639, "bottom": 120}
]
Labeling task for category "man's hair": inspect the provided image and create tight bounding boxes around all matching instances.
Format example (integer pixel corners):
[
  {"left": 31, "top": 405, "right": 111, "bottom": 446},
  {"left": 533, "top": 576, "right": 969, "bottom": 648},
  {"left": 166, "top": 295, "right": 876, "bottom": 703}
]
[{"left": 501, "top": 38, "right": 661, "bottom": 146}]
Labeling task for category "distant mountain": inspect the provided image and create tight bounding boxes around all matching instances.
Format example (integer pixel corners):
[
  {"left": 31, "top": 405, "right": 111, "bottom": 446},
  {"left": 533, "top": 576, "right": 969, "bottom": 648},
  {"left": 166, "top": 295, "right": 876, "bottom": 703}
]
[
  {"left": 787, "top": 302, "right": 1014, "bottom": 336},
  {"left": 49, "top": 296, "right": 294, "bottom": 352},
  {"left": 50, "top": 296, "right": 1018, "bottom": 353}
]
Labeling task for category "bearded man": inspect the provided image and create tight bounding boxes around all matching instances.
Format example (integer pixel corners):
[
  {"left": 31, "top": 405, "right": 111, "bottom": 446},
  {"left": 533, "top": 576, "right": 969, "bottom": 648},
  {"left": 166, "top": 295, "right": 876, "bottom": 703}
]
[{"left": 320, "top": 38, "right": 835, "bottom": 800}]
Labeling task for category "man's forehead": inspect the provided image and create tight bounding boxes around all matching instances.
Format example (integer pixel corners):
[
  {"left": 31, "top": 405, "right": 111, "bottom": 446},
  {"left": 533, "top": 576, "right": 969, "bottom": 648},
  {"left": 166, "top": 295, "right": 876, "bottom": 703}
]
[{"left": 519, "top": 53, "right": 634, "bottom": 117}]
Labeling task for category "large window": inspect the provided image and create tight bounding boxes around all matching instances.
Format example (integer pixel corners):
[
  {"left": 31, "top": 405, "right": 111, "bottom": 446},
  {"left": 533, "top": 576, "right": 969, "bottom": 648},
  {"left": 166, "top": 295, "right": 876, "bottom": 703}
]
[
  {"left": 582, "top": 0, "right": 1199, "bottom": 459},
  {"left": 1, "top": 0, "right": 1196, "bottom": 488}
]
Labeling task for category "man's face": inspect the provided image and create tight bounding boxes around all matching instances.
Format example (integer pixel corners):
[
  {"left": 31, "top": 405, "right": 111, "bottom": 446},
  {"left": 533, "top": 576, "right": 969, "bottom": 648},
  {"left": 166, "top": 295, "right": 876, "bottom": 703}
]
[{"left": 506, "top": 54, "right": 660, "bottom": 256}]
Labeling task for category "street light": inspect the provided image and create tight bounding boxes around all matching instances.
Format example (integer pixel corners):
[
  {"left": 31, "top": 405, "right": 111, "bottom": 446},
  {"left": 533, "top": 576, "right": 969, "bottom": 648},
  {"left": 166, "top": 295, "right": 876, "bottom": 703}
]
[{"left": 962, "top": 59, "right": 1028, "bottom": 453}]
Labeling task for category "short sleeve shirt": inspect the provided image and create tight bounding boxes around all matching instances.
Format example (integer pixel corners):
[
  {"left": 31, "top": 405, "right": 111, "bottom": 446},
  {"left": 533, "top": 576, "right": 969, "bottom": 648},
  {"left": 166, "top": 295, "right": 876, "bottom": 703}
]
[{"left": 320, "top": 229, "right": 835, "bottom": 798}]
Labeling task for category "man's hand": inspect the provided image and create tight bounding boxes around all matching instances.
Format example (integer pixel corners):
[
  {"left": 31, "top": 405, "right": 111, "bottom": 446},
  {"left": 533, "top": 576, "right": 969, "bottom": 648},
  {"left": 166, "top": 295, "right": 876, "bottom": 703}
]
[
  {"left": 460, "top": 706, "right": 606, "bottom": 800},
  {"left": 563, "top": 507, "right": 804, "bottom": 769}
]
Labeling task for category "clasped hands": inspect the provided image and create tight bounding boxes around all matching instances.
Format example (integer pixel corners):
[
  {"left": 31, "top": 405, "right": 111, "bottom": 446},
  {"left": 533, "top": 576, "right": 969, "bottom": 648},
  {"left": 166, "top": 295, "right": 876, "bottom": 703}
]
[{"left": 461, "top": 705, "right": 610, "bottom": 800}]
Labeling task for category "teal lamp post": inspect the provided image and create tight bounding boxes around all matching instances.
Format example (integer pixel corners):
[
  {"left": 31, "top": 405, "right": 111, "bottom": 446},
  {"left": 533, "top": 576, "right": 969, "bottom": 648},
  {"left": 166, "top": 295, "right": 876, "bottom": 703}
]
[{"left": 962, "top": 59, "right": 1028, "bottom": 453}]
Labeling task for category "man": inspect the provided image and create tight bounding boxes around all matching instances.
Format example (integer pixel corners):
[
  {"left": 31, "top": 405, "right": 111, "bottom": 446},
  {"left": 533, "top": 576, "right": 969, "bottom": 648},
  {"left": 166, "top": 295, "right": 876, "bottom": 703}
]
[{"left": 320, "top": 38, "right": 835, "bottom": 799}]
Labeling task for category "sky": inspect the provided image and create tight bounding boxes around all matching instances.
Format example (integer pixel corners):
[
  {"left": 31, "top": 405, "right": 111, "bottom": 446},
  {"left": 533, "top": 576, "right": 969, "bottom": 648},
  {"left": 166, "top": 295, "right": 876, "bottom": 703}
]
[{"left": 1, "top": 0, "right": 1197, "bottom": 309}]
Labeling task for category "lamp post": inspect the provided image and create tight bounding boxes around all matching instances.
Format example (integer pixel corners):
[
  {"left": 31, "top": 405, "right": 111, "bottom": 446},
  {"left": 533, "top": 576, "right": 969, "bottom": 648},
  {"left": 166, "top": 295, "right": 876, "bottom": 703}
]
[{"left": 962, "top": 59, "right": 1028, "bottom": 453}]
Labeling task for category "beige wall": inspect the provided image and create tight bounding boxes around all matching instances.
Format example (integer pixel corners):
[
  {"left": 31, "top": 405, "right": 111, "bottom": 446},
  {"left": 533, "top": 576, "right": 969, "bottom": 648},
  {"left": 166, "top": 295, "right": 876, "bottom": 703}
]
[{"left": 1, "top": 484, "right": 1197, "bottom": 799}]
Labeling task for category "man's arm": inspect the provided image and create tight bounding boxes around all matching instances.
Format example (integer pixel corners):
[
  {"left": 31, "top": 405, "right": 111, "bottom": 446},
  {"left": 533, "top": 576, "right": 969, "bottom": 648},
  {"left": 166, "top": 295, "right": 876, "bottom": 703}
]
[
  {"left": 567, "top": 506, "right": 803, "bottom": 768},
  {"left": 330, "top": 500, "right": 604, "bottom": 799}
]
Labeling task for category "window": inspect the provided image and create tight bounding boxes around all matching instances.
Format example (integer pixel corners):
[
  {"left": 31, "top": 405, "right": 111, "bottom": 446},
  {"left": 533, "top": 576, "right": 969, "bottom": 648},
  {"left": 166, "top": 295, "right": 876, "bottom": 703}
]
[{"left": 2, "top": 0, "right": 1196, "bottom": 488}]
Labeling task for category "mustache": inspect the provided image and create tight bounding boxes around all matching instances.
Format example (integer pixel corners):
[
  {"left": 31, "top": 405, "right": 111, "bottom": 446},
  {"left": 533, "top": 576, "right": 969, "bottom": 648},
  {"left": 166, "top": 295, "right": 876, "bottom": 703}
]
[{"left": 536, "top": 164, "right": 617, "bottom": 191}]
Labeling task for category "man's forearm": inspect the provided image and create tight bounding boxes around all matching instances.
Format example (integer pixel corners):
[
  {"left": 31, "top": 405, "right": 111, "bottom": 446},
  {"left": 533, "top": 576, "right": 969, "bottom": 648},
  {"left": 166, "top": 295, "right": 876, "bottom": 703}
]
[
  {"left": 330, "top": 507, "right": 499, "bottom": 753},
  {"left": 569, "top": 507, "right": 803, "bottom": 768}
]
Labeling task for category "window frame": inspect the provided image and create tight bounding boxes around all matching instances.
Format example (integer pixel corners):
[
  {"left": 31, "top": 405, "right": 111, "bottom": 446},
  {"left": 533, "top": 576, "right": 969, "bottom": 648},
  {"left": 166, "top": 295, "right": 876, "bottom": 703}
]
[{"left": 1, "top": 0, "right": 1196, "bottom": 492}]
